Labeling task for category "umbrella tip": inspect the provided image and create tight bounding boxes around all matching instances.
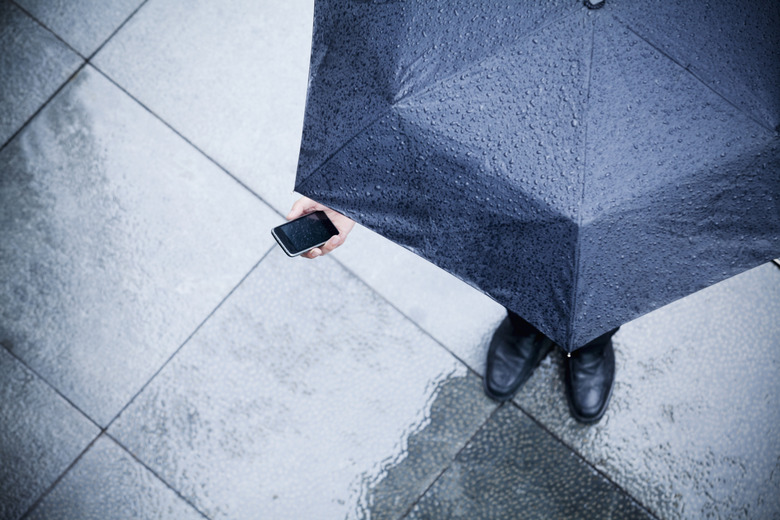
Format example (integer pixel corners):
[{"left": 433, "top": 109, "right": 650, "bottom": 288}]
[{"left": 584, "top": 0, "right": 605, "bottom": 9}]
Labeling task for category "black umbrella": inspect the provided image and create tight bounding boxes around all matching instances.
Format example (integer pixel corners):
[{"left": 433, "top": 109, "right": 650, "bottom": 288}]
[{"left": 294, "top": 0, "right": 780, "bottom": 350}]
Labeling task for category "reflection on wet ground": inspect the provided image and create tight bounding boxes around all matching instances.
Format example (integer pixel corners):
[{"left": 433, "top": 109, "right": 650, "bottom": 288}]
[{"left": 1, "top": 1, "right": 779, "bottom": 519}]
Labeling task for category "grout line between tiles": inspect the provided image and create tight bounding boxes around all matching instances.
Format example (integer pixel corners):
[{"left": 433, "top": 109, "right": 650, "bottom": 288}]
[
  {"left": 9, "top": 0, "right": 84, "bottom": 58},
  {"left": 18, "top": 433, "right": 103, "bottom": 520},
  {"left": 86, "top": 0, "right": 151, "bottom": 61},
  {"left": 5, "top": 243, "right": 274, "bottom": 519},
  {"left": 0, "top": 60, "right": 87, "bottom": 155},
  {"left": 327, "top": 254, "right": 484, "bottom": 381},
  {"left": 3, "top": 0, "right": 149, "bottom": 154},
  {"left": 0, "top": 343, "right": 102, "bottom": 431},
  {"left": 89, "top": 65, "right": 288, "bottom": 222},
  {"left": 106, "top": 433, "right": 212, "bottom": 520},
  {"left": 508, "top": 400, "right": 661, "bottom": 519},
  {"left": 398, "top": 403, "right": 504, "bottom": 519},
  {"left": 103, "top": 244, "right": 276, "bottom": 431}
]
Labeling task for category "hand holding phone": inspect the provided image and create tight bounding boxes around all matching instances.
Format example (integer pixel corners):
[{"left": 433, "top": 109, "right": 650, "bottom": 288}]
[
  {"left": 279, "top": 197, "right": 356, "bottom": 258},
  {"left": 272, "top": 211, "right": 339, "bottom": 256}
]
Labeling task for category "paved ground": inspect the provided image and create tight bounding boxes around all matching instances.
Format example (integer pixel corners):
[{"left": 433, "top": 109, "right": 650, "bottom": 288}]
[{"left": 1, "top": 1, "right": 779, "bottom": 519}]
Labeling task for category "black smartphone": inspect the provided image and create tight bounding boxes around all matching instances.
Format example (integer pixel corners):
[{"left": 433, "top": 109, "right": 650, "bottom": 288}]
[{"left": 271, "top": 210, "right": 340, "bottom": 257}]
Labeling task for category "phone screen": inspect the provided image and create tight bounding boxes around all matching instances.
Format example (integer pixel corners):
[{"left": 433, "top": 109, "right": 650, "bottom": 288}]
[{"left": 272, "top": 211, "right": 339, "bottom": 256}]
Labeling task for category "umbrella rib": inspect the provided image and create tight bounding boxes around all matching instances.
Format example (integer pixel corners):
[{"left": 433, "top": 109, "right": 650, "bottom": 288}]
[
  {"left": 392, "top": 7, "right": 581, "bottom": 108},
  {"left": 568, "top": 16, "right": 598, "bottom": 351},
  {"left": 296, "top": 109, "right": 390, "bottom": 190},
  {"left": 614, "top": 14, "right": 776, "bottom": 134}
]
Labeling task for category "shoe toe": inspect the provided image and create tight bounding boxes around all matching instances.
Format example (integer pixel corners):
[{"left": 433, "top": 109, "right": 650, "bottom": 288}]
[
  {"left": 571, "top": 385, "right": 607, "bottom": 420},
  {"left": 565, "top": 342, "right": 615, "bottom": 424},
  {"left": 484, "top": 317, "right": 551, "bottom": 402}
]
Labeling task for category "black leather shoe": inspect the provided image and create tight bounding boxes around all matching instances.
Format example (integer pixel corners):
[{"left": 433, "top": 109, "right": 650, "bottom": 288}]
[
  {"left": 564, "top": 334, "right": 615, "bottom": 424},
  {"left": 484, "top": 316, "right": 553, "bottom": 402}
]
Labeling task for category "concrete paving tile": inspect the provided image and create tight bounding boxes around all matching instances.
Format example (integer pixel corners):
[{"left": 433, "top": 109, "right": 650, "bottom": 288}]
[
  {"left": 0, "top": 0, "right": 82, "bottom": 147},
  {"left": 26, "top": 435, "right": 204, "bottom": 520},
  {"left": 92, "top": 0, "right": 313, "bottom": 213},
  {"left": 90, "top": 0, "right": 507, "bottom": 371},
  {"left": 110, "top": 249, "right": 497, "bottom": 520},
  {"left": 406, "top": 405, "right": 651, "bottom": 520},
  {"left": 0, "top": 66, "right": 276, "bottom": 426},
  {"left": 0, "top": 348, "right": 98, "bottom": 520},
  {"left": 14, "top": 0, "right": 144, "bottom": 57},
  {"left": 333, "top": 224, "right": 506, "bottom": 374},
  {"left": 515, "top": 262, "right": 780, "bottom": 519}
]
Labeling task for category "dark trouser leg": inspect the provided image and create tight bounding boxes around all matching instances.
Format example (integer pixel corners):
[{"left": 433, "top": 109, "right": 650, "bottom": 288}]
[
  {"left": 578, "top": 327, "right": 619, "bottom": 352},
  {"left": 509, "top": 310, "right": 618, "bottom": 352},
  {"left": 507, "top": 309, "right": 544, "bottom": 338}
]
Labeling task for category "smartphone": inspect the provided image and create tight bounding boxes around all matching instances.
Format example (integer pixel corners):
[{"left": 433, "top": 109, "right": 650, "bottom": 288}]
[{"left": 271, "top": 211, "right": 340, "bottom": 257}]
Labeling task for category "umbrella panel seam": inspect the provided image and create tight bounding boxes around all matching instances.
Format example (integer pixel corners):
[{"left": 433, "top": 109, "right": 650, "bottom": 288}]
[
  {"left": 390, "top": 7, "right": 582, "bottom": 108},
  {"left": 612, "top": 13, "right": 777, "bottom": 135},
  {"left": 299, "top": 7, "right": 586, "bottom": 188},
  {"left": 296, "top": 108, "right": 390, "bottom": 191},
  {"left": 568, "top": 15, "right": 597, "bottom": 351}
]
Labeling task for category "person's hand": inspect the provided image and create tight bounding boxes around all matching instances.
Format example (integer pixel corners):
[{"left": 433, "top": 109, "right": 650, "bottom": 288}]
[{"left": 287, "top": 196, "right": 355, "bottom": 259}]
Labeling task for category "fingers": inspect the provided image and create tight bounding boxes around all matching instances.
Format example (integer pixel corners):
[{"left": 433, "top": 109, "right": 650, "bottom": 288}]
[
  {"left": 287, "top": 196, "right": 352, "bottom": 260},
  {"left": 319, "top": 234, "right": 342, "bottom": 255},
  {"left": 301, "top": 234, "right": 342, "bottom": 260},
  {"left": 287, "top": 196, "right": 319, "bottom": 220},
  {"left": 301, "top": 247, "right": 322, "bottom": 259}
]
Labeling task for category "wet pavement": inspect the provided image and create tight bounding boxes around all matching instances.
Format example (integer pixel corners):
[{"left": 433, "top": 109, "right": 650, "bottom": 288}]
[{"left": 1, "top": 1, "right": 778, "bottom": 519}]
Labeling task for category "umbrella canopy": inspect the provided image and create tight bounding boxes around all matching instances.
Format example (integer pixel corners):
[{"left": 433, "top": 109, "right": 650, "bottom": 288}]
[{"left": 295, "top": 0, "right": 780, "bottom": 350}]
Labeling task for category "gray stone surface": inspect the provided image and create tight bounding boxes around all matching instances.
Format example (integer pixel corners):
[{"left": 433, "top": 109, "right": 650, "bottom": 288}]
[
  {"left": 333, "top": 224, "right": 506, "bottom": 374},
  {"left": 0, "top": 0, "right": 82, "bottom": 146},
  {"left": 92, "top": 0, "right": 313, "bottom": 213},
  {"left": 0, "top": 66, "right": 277, "bottom": 426},
  {"left": 0, "top": 348, "right": 98, "bottom": 520},
  {"left": 516, "top": 262, "right": 780, "bottom": 519},
  {"left": 1, "top": 2, "right": 778, "bottom": 519},
  {"left": 26, "top": 435, "right": 204, "bottom": 520},
  {"left": 406, "top": 404, "right": 651, "bottom": 520},
  {"left": 90, "top": 0, "right": 507, "bottom": 375},
  {"left": 110, "top": 249, "right": 497, "bottom": 520},
  {"left": 14, "top": 0, "right": 144, "bottom": 57}
]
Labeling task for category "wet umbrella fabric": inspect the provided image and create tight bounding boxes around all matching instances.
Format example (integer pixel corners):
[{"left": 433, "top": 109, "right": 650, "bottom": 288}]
[{"left": 295, "top": 0, "right": 780, "bottom": 351}]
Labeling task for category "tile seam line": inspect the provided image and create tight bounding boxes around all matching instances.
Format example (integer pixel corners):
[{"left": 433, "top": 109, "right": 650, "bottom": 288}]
[
  {"left": 105, "top": 433, "right": 212, "bottom": 520},
  {"left": 508, "top": 400, "right": 661, "bottom": 520},
  {"left": 0, "top": 60, "right": 87, "bottom": 155},
  {"left": 0, "top": 343, "right": 101, "bottom": 431},
  {"left": 18, "top": 434, "right": 103, "bottom": 520},
  {"left": 104, "top": 244, "right": 276, "bottom": 430},
  {"left": 328, "top": 254, "right": 481, "bottom": 379},
  {"left": 1, "top": 0, "right": 151, "bottom": 153},
  {"left": 89, "top": 64, "right": 287, "bottom": 221},
  {"left": 8, "top": 0, "right": 84, "bottom": 58},
  {"left": 85, "top": 0, "right": 152, "bottom": 61},
  {"left": 398, "top": 403, "right": 504, "bottom": 520}
]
